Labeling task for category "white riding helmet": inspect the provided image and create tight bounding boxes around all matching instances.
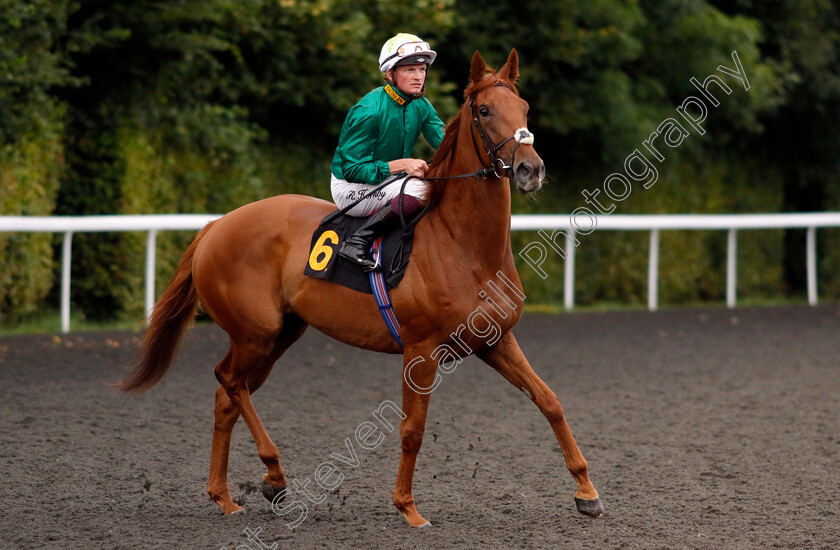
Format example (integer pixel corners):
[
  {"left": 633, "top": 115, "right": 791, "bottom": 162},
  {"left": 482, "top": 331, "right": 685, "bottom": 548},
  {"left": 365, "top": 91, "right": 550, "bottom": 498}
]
[{"left": 378, "top": 33, "right": 437, "bottom": 73}]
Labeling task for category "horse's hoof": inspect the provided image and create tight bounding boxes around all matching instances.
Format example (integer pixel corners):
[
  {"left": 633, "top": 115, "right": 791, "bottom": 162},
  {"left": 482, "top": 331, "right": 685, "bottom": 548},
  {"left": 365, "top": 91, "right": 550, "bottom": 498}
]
[
  {"left": 575, "top": 496, "right": 605, "bottom": 518},
  {"left": 220, "top": 503, "right": 245, "bottom": 515},
  {"left": 260, "top": 480, "right": 287, "bottom": 503}
]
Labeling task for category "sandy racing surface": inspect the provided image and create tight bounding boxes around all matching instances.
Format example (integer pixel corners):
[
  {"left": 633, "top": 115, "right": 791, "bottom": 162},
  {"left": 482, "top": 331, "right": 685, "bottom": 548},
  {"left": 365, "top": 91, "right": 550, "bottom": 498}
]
[{"left": 1, "top": 305, "right": 839, "bottom": 549}]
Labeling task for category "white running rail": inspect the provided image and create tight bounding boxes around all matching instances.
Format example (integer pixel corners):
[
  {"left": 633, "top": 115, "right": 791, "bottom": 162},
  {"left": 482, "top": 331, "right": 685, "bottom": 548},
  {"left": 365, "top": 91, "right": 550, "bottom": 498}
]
[
  {"left": 1, "top": 212, "right": 838, "bottom": 332},
  {"left": 513, "top": 213, "right": 840, "bottom": 311},
  {"left": 0, "top": 215, "right": 220, "bottom": 333}
]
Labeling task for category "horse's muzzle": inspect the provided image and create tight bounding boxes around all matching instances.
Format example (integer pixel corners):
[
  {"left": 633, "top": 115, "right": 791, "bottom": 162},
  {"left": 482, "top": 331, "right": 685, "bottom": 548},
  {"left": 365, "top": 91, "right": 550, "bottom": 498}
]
[{"left": 513, "top": 159, "right": 546, "bottom": 194}]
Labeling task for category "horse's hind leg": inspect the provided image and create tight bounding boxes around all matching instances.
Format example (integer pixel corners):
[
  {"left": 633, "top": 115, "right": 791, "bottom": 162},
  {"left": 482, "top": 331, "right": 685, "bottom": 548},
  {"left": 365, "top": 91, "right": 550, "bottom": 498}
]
[
  {"left": 207, "top": 380, "right": 242, "bottom": 514},
  {"left": 476, "top": 330, "right": 604, "bottom": 518},
  {"left": 207, "top": 315, "right": 307, "bottom": 514}
]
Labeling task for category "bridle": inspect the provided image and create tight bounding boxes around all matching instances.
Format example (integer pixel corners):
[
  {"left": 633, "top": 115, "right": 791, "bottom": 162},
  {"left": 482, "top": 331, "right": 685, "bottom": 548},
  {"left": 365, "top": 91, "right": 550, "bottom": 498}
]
[
  {"left": 422, "top": 82, "right": 534, "bottom": 182},
  {"left": 467, "top": 82, "right": 535, "bottom": 179},
  {"left": 469, "top": 85, "right": 512, "bottom": 178}
]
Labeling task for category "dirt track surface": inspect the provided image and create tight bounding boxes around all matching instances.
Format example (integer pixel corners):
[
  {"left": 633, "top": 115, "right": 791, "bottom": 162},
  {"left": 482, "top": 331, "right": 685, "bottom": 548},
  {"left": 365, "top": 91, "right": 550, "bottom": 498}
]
[{"left": 1, "top": 305, "right": 839, "bottom": 550}]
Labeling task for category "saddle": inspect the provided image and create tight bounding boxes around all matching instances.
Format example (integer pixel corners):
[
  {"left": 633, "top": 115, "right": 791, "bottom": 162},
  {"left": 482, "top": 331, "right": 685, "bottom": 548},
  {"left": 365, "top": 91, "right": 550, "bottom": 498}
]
[{"left": 303, "top": 207, "right": 423, "bottom": 294}]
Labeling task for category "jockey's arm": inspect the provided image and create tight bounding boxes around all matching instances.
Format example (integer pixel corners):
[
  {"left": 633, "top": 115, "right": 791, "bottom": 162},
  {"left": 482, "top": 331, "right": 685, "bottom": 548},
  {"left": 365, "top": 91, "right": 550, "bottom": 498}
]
[
  {"left": 422, "top": 112, "right": 446, "bottom": 149},
  {"left": 388, "top": 158, "right": 429, "bottom": 178},
  {"left": 389, "top": 104, "right": 442, "bottom": 178}
]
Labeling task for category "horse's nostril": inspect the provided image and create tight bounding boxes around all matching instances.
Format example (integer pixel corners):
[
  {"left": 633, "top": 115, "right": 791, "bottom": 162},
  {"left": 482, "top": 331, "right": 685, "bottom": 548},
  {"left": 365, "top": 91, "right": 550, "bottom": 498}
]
[{"left": 516, "top": 161, "right": 534, "bottom": 181}]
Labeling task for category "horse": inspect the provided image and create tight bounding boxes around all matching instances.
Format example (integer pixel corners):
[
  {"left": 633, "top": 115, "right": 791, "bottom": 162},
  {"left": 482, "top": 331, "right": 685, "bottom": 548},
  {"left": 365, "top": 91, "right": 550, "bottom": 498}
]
[{"left": 117, "top": 49, "right": 604, "bottom": 527}]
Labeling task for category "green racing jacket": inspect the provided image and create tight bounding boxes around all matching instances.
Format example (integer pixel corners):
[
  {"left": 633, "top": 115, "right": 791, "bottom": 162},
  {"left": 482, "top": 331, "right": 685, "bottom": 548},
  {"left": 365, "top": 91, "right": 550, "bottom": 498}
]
[{"left": 330, "top": 83, "right": 446, "bottom": 185}]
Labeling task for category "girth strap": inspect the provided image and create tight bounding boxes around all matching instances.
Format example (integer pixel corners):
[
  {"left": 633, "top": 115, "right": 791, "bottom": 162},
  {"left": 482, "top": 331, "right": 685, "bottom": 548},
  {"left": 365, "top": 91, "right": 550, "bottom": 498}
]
[{"left": 368, "top": 237, "right": 403, "bottom": 348}]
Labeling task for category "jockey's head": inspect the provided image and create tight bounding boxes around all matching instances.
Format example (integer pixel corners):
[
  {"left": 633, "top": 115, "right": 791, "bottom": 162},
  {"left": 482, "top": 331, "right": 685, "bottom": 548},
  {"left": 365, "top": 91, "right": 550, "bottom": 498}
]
[{"left": 379, "top": 33, "right": 437, "bottom": 99}]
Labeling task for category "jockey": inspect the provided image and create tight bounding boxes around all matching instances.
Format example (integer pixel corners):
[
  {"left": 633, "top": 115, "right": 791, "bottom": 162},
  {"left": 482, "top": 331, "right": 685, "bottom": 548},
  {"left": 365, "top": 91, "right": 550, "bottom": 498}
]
[{"left": 331, "top": 33, "right": 446, "bottom": 271}]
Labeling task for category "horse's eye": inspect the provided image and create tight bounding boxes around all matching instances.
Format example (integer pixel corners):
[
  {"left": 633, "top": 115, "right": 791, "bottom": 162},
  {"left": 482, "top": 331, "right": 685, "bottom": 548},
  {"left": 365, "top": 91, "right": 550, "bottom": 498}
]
[{"left": 479, "top": 106, "right": 490, "bottom": 117}]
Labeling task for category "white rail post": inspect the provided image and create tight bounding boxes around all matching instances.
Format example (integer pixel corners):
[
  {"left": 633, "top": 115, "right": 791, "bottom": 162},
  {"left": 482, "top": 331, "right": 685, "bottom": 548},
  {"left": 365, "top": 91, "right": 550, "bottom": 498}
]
[
  {"left": 806, "top": 226, "right": 818, "bottom": 306},
  {"left": 648, "top": 229, "right": 660, "bottom": 311},
  {"left": 726, "top": 228, "right": 737, "bottom": 308},
  {"left": 564, "top": 229, "right": 576, "bottom": 310},
  {"left": 145, "top": 229, "right": 158, "bottom": 323},
  {"left": 61, "top": 231, "right": 73, "bottom": 333}
]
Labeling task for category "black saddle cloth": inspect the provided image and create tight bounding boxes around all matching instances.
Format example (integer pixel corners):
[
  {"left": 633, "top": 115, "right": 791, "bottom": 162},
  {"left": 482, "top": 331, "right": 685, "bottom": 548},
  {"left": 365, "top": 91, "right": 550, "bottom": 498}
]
[{"left": 303, "top": 209, "right": 421, "bottom": 294}]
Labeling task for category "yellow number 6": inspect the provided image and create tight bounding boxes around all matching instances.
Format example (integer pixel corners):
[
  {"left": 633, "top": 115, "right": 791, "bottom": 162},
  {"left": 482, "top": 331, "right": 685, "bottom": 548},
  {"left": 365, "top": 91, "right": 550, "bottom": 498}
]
[{"left": 308, "top": 230, "right": 339, "bottom": 271}]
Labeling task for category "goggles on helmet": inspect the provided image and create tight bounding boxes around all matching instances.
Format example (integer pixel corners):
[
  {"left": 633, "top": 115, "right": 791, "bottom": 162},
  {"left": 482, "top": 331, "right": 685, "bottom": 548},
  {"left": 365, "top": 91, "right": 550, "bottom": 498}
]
[{"left": 379, "top": 35, "right": 437, "bottom": 72}]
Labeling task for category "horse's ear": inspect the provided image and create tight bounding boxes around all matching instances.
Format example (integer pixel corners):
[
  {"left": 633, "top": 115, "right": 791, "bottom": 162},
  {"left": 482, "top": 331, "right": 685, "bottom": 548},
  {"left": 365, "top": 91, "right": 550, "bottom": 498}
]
[
  {"left": 470, "top": 50, "right": 486, "bottom": 84},
  {"left": 499, "top": 48, "right": 519, "bottom": 83}
]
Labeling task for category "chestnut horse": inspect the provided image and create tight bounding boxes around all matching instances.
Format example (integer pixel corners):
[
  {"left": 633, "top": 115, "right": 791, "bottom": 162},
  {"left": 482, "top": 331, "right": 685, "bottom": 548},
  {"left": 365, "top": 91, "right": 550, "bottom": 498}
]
[{"left": 118, "top": 49, "right": 603, "bottom": 526}]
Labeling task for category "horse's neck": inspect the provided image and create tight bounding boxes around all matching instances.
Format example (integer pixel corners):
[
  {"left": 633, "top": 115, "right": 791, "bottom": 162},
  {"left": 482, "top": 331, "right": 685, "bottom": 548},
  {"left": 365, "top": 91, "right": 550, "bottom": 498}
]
[{"left": 428, "top": 123, "right": 513, "bottom": 265}]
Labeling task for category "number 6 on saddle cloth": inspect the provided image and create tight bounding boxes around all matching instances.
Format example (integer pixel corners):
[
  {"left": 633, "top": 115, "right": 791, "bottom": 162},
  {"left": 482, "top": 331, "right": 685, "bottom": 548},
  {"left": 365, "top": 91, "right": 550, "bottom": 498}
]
[{"left": 303, "top": 175, "right": 426, "bottom": 347}]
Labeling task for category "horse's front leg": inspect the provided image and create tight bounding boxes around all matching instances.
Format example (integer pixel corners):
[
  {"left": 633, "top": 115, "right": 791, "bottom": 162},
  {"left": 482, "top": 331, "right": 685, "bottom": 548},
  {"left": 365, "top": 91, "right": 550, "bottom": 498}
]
[
  {"left": 392, "top": 349, "right": 437, "bottom": 527},
  {"left": 476, "top": 330, "right": 604, "bottom": 518}
]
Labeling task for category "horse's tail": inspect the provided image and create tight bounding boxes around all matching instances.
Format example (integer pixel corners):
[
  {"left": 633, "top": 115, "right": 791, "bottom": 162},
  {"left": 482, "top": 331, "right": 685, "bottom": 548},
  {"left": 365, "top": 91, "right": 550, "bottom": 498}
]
[{"left": 116, "top": 222, "right": 214, "bottom": 393}]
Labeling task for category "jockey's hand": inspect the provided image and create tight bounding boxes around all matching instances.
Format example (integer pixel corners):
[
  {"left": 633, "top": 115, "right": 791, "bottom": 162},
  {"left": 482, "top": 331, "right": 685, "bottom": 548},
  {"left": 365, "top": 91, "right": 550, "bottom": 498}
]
[{"left": 389, "top": 158, "right": 429, "bottom": 178}]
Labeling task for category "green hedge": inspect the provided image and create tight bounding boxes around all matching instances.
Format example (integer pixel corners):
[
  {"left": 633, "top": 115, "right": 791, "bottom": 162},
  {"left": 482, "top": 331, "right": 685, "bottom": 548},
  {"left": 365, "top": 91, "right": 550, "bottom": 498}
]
[{"left": 0, "top": 111, "right": 65, "bottom": 323}]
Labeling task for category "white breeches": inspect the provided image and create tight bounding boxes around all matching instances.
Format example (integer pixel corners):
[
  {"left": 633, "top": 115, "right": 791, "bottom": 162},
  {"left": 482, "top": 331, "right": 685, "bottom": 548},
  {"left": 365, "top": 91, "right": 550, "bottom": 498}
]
[{"left": 330, "top": 173, "right": 429, "bottom": 217}]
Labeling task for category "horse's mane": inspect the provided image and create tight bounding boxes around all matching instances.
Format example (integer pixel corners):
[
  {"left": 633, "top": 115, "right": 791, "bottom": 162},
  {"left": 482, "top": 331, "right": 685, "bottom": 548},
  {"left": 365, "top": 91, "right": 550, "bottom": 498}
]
[{"left": 425, "top": 69, "right": 520, "bottom": 207}]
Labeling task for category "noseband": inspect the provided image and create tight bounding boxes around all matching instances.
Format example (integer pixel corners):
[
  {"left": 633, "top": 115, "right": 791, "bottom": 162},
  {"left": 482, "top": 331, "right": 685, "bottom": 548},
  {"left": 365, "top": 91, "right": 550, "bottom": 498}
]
[{"left": 468, "top": 83, "right": 535, "bottom": 179}]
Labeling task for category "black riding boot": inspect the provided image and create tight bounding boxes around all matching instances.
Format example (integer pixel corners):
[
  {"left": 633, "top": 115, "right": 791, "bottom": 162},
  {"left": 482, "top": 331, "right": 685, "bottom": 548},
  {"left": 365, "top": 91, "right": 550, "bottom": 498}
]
[{"left": 338, "top": 203, "right": 401, "bottom": 271}]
